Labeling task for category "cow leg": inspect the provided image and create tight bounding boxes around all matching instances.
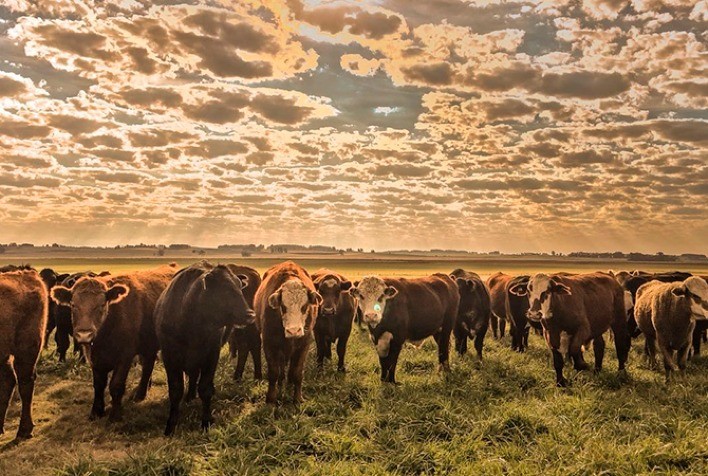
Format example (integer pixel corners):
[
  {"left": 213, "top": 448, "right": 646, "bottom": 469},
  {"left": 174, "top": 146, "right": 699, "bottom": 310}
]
[
  {"left": 288, "top": 347, "right": 309, "bottom": 404},
  {"left": 90, "top": 366, "right": 109, "bottom": 420},
  {"left": 593, "top": 336, "right": 606, "bottom": 372},
  {"left": 314, "top": 330, "right": 326, "bottom": 369},
  {"left": 55, "top": 325, "right": 70, "bottom": 363},
  {"left": 433, "top": 330, "right": 451, "bottom": 372},
  {"left": 644, "top": 334, "right": 657, "bottom": 369},
  {"left": 0, "top": 358, "right": 17, "bottom": 435},
  {"left": 677, "top": 343, "right": 691, "bottom": 375},
  {"left": 164, "top": 365, "right": 184, "bottom": 436},
  {"left": 384, "top": 343, "right": 402, "bottom": 384},
  {"left": 107, "top": 362, "right": 131, "bottom": 422},
  {"left": 252, "top": 338, "right": 262, "bottom": 380},
  {"left": 12, "top": 352, "right": 39, "bottom": 439},
  {"left": 453, "top": 326, "right": 467, "bottom": 356},
  {"left": 233, "top": 346, "right": 248, "bottom": 381},
  {"left": 265, "top": 349, "right": 280, "bottom": 404},
  {"left": 490, "top": 313, "right": 499, "bottom": 339},
  {"left": 336, "top": 334, "right": 349, "bottom": 372},
  {"left": 551, "top": 349, "right": 568, "bottom": 387},
  {"left": 522, "top": 326, "right": 530, "bottom": 352},
  {"left": 185, "top": 369, "right": 199, "bottom": 403},
  {"left": 611, "top": 320, "right": 631, "bottom": 373},
  {"left": 44, "top": 316, "right": 56, "bottom": 350},
  {"left": 474, "top": 327, "right": 487, "bottom": 361},
  {"left": 499, "top": 318, "right": 506, "bottom": 339},
  {"left": 691, "top": 324, "right": 704, "bottom": 359},
  {"left": 133, "top": 351, "right": 156, "bottom": 402},
  {"left": 198, "top": 347, "right": 219, "bottom": 431},
  {"left": 657, "top": 336, "right": 677, "bottom": 383}
]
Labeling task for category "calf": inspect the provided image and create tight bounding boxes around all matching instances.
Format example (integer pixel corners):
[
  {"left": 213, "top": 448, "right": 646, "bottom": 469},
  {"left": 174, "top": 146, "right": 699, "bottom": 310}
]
[
  {"left": 635, "top": 277, "right": 708, "bottom": 382},
  {"left": 255, "top": 261, "right": 321, "bottom": 404},
  {"left": 51, "top": 264, "right": 176, "bottom": 422},
  {"left": 225, "top": 265, "right": 262, "bottom": 381},
  {"left": 312, "top": 269, "right": 355, "bottom": 372},
  {"left": 486, "top": 272, "right": 509, "bottom": 340},
  {"left": 510, "top": 272, "right": 630, "bottom": 387},
  {"left": 0, "top": 268, "right": 47, "bottom": 440},
  {"left": 156, "top": 262, "right": 254, "bottom": 435},
  {"left": 450, "top": 269, "right": 490, "bottom": 359},
  {"left": 349, "top": 274, "right": 459, "bottom": 384}
]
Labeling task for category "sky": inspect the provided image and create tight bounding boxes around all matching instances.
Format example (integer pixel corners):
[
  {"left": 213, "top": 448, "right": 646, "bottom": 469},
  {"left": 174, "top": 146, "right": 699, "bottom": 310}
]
[{"left": 0, "top": 0, "right": 706, "bottom": 254}]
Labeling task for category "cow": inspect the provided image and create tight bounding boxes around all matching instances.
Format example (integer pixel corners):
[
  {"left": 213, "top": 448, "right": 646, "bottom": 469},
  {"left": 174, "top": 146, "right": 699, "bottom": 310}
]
[
  {"left": 690, "top": 275, "right": 708, "bottom": 358},
  {"left": 224, "top": 265, "right": 262, "bottom": 381},
  {"left": 156, "top": 262, "right": 255, "bottom": 435},
  {"left": 450, "top": 269, "right": 490, "bottom": 359},
  {"left": 487, "top": 272, "right": 509, "bottom": 340},
  {"left": 51, "top": 264, "right": 176, "bottom": 422},
  {"left": 622, "top": 272, "right": 693, "bottom": 338},
  {"left": 510, "top": 272, "right": 630, "bottom": 387},
  {"left": 38, "top": 269, "right": 70, "bottom": 354},
  {"left": 349, "top": 274, "right": 459, "bottom": 384},
  {"left": 255, "top": 261, "right": 321, "bottom": 404},
  {"left": 0, "top": 268, "right": 48, "bottom": 440},
  {"left": 311, "top": 269, "right": 355, "bottom": 372},
  {"left": 505, "top": 275, "right": 534, "bottom": 352},
  {"left": 634, "top": 276, "right": 708, "bottom": 382}
]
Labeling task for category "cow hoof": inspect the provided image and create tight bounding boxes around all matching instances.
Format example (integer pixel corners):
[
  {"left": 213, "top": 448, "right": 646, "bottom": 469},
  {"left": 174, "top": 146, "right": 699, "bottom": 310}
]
[
  {"left": 201, "top": 419, "right": 213, "bottom": 431},
  {"left": 132, "top": 391, "right": 147, "bottom": 403},
  {"left": 337, "top": 366, "right": 347, "bottom": 373},
  {"left": 15, "top": 431, "right": 33, "bottom": 441},
  {"left": 254, "top": 373, "right": 263, "bottom": 380},
  {"left": 89, "top": 408, "right": 105, "bottom": 420},
  {"left": 556, "top": 378, "right": 569, "bottom": 388},
  {"left": 108, "top": 412, "right": 123, "bottom": 423}
]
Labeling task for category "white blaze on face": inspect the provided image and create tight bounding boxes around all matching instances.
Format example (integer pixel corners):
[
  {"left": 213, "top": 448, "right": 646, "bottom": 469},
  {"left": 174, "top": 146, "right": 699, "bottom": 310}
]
[
  {"left": 353, "top": 276, "right": 391, "bottom": 328},
  {"left": 279, "top": 280, "right": 311, "bottom": 338},
  {"left": 527, "top": 274, "right": 553, "bottom": 319},
  {"left": 684, "top": 277, "right": 708, "bottom": 319}
]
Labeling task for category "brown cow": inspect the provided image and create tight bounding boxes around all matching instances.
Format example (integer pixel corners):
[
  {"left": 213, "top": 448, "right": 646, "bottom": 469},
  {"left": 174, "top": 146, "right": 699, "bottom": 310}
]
[
  {"left": 225, "top": 265, "right": 263, "bottom": 381},
  {"left": 52, "top": 264, "right": 177, "bottom": 421},
  {"left": 0, "top": 268, "right": 47, "bottom": 440},
  {"left": 487, "top": 272, "right": 510, "bottom": 340},
  {"left": 635, "top": 277, "right": 708, "bottom": 382},
  {"left": 349, "top": 274, "right": 459, "bottom": 384},
  {"left": 311, "top": 269, "right": 355, "bottom": 372},
  {"left": 255, "top": 261, "right": 322, "bottom": 404},
  {"left": 510, "top": 272, "right": 630, "bottom": 387}
]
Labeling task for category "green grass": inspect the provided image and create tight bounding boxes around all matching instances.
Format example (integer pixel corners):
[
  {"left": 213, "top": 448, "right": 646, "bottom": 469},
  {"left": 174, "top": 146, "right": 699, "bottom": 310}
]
[{"left": 1, "top": 327, "right": 707, "bottom": 475}]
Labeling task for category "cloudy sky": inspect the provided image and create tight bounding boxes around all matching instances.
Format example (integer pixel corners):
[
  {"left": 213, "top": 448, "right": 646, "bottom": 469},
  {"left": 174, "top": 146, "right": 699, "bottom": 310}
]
[{"left": 0, "top": 0, "right": 706, "bottom": 253}]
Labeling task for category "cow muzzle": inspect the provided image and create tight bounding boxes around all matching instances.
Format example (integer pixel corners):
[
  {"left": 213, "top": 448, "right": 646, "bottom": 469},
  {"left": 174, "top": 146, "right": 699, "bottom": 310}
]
[
  {"left": 321, "top": 306, "right": 336, "bottom": 316},
  {"left": 526, "top": 310, "right": 544, "bottom": 321},
  {"left": 75, "top": 330, "right": 95, "bottom": 344},
  {"left": 364, "top": 313, "right": 381, "bottom": 327},
  {"left": 284, "top": 326, "right": 305, "bottom": 338}
]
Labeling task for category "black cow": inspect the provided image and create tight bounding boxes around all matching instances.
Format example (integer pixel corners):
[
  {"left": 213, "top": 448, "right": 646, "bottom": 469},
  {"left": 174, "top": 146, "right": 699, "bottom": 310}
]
[
  {"left": 449, "top": 269, "right": 490, "bottom": 360},
  {"left": 312, "top": 270, "right": 355, "bottom": 372}
]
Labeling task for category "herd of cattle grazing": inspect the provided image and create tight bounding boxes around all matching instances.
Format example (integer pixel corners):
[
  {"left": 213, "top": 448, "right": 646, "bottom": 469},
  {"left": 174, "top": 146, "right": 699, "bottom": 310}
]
[{"left": 0, "top": 261, "right": 706, "bottom": 440}]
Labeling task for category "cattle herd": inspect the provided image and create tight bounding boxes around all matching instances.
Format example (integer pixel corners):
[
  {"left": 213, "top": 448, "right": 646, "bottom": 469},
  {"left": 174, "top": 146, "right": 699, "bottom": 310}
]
[{"left": 0, "top": 262, "right": 706, "bottom": 440}]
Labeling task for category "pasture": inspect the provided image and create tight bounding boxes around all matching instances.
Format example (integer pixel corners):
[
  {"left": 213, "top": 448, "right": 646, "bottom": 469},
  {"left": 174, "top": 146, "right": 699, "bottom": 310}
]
[{"left": 1, "top": 258, "right": 707, "bottom": 475}]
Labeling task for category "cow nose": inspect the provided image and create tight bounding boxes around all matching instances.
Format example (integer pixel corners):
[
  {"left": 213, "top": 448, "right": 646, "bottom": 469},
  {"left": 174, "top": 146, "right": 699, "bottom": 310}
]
[
  {"left": 285, "top": 326, "right": 304, "bottom": 338},
  {"left": 364, "top": 313, "right": 379, "bottom": 322},
  {"left": 75, "top": 330, "right": 95, "bottom": 343},
  {"left": 322, "top": 306, "right": 336, "bottom": 315}
]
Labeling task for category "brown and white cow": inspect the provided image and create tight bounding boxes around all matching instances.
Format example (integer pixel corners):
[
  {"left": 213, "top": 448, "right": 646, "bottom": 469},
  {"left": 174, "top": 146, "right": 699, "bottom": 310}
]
[
  {"left": 255, "top": 261, "right": 322, "bottom": 404},
  {"left": 349, "top": 274, "right": 459, "bottom": 384},
  {"left": 634, "top": 276, "right": 708, "bottom": 382},
  {"left": 510, "top": 272, "right": 630, "bottom": 387}
]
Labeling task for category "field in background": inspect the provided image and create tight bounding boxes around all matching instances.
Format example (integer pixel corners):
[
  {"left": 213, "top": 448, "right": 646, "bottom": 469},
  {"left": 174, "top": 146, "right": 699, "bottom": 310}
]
[
  {"left": 0, "top": 257, "right": 707, "bottom": 475},
  {"left": 3, "top": 255, "right": 708, "bottom": 279}
]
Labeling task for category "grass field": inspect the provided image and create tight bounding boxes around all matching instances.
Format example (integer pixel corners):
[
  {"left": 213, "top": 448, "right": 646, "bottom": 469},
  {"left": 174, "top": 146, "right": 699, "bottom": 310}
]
[{"left": 1, "top": 259, "right": 707, "bottom": 475}]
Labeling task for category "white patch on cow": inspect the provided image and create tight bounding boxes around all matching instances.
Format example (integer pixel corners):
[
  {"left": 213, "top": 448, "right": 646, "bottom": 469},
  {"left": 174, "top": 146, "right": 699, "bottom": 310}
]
[
  {"left": 408, "top": 338, "right": 426, "bottom": 349},
  {"left": 280, "top": 279, "right": 311, "bottom": 338},
  {"left": 558, "top": 331, "right": 571, "bottom": 355},
  {"left": 528, "top": 273, "right": 553, "bottom": 319},
  {"left": 624, "top": 290, "right": 634, "bottom": 314},
  {"left": 684, "top": 276, "right": 708, "bottom": 319},
  {"left": 377, "top": 332, "right": 393, "bottom": 357},
  {"left": 354, "top": 276, "right": 389, "bottom": 327}
]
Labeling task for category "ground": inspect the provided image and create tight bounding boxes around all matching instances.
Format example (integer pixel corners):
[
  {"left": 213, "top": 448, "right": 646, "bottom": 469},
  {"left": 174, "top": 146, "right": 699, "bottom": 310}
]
[{"left": 0, "top": 259, "right": 707, "bottom": 475}]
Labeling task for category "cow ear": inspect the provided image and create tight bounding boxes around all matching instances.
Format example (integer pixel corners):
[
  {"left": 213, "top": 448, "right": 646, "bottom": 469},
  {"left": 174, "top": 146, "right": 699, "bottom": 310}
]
[
  {"left": 308, "top": 290, "right": 323, "bottom": 306},
  {"left": 551, "top": 280, "right": 572, "bottom": 295},
  {"left": 384, "top": 286, "right": 398, "bottom": 298},
  {"left": 268, "top": 291, "right": 281, "bottom": 309},
  {"left": 466, "top": 279, "right": 477, "bottom": 290},
  {"left": 671, "top": 286, "right": 687, "bottom": 297},
  {"left": 98, "top": 271, "right": 111, "bottom": 277},
  {"left": 349, "top": 286, "right": 359, "bottom": 298},
  {"left": 607, "top": 270, "right": 615, "bottom": 277},
  {"left": 340, "top": 280, "right": 352, "bottom": 291},
  {"left": 236, "top": 274, "right": 249, "bottom": 289},
  {"left": 106, "top": 284, "right": 129, "bottom": 304},
  {"left": 51, "top": 286, "right": 73, "bottom": 306},
  {"left": 509, "top": 283, "right": 528, "bottom": 296}
]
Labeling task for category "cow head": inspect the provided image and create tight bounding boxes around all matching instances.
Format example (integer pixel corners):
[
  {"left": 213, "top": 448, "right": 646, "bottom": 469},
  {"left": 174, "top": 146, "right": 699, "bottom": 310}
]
[
  {"left": 314, "top": 275, "right": 352, "bottom": 316},
  {"left": 268, "top": 279, "right": 321, "bottom": 338},
  {"left": 509, "top": 273, "right": 571, "bottom": 321},
  {"left": 199, "top": 266, "right": 254, "bottom": 328},
  {"left": 39, "top": 268, "right": 59, "bottom": 290},
  {"left": 51, "top": 277, "right": 129, "bottom": 346},
  {"left": 452, "top": 276, "right": 484, "bottom": 337},
  {"left": 349, "top": 276, "right": 398, "bottom": 328},
  {"left": 672, "top": 277, "right": 708, "bottom": 319}
]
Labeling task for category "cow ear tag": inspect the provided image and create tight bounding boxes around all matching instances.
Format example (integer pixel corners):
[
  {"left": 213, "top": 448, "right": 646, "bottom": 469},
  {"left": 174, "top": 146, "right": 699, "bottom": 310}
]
[{"left": 374, "top": 303, "right": 382, "bottom": 312}]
